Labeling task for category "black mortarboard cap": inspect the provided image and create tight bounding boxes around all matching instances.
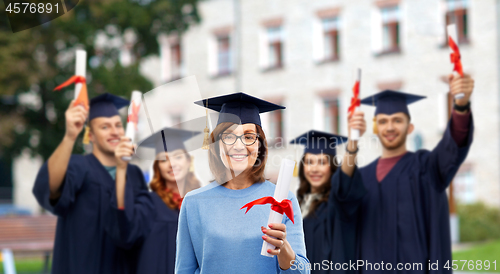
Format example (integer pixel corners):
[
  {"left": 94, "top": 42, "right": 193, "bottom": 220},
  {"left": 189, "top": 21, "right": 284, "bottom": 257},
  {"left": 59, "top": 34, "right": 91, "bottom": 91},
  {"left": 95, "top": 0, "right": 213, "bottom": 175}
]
[
  {"left": 138, "top": 127, "right": 201, "bottom": 155},
  {"left": 360, "top": 90, "right": 426, "bottom": 116},
  {"left": 89, "top": 93, "right": 130, "bottom": 121},
  {"left": 290, "top": 130, "right": 348, "bottom": 156},
  {"left": 194, "top": 92, "right": 285, "bottom": 127}
]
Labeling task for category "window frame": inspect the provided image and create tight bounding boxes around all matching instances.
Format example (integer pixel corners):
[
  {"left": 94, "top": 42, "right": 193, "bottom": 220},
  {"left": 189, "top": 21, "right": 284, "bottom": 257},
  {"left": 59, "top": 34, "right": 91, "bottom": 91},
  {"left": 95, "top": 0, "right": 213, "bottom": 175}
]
[{"left": 216, "top": 35, "right": 232, "bottom": 76}]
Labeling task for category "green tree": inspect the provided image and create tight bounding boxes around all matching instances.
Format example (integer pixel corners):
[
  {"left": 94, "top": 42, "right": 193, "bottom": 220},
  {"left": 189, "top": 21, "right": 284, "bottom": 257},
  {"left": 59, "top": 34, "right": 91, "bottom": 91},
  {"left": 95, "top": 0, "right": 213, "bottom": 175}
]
[{"left": 0, "top": 0, "right": 200, "bottom": 161}]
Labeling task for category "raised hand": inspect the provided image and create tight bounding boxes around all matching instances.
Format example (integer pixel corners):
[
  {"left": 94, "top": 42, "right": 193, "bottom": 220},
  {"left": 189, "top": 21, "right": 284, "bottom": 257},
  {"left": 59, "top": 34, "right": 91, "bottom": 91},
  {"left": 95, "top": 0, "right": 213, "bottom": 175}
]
[
  {"left": 115, "top": 136, "right": 134, "bottom": 169},
  {"left": 64, "top": 100, "right": 88, "bottom": 142},
  {"left": 348, "top": 110, "right": 366, "bottom": 139},
  {"left": 449, "top": 73, "right": 474, "bottom": 106}
]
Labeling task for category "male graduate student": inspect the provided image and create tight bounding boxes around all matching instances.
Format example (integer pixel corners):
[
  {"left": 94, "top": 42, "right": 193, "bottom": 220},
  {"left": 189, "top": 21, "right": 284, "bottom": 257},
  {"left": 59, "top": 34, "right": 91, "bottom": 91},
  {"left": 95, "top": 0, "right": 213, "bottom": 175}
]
[
  {"left": 338, "top": 74, "right": 474, "bottom": 273},
  {"left": 33, "top": 93, "right": 154, "bottom": 274}
]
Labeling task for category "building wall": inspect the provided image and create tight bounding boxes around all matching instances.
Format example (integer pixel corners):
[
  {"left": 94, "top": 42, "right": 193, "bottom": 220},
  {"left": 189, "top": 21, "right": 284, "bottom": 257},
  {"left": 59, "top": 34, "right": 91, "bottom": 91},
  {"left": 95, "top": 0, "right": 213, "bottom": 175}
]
[
  {"left": 14, "top": 151, "right": 43, "bottom": 214},
  {"left": 140, "top": 0, "right": 499, "bottom": 207}
]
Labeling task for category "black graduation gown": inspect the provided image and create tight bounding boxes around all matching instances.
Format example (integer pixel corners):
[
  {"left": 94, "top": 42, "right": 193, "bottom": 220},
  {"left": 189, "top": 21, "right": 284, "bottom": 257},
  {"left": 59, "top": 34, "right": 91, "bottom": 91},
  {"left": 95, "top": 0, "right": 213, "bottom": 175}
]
[
  {"left": 338, "top": 117, "right": 474, "bottom": 273},
  {"left": 32, "top": 154, "right": 155, "bottom": 274},
  {"left": 303, "top": 169, "right": 366, "bottom": 273},
  {"left": 135, "top": 192, "right": 179, "bottom": 274}
]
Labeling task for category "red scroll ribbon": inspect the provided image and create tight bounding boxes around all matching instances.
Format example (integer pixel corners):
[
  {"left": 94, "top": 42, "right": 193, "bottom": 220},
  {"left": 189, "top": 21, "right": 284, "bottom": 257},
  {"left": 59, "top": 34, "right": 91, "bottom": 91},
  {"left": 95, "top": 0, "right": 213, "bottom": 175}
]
[
  {"left": 127, "top": 101, "right": 140, "bottom": 130},
  {"left": 448, "top": 36, "right": 464, "bottom": 77},
  {"left": 348, "top": 81, "right": 360, "bottom": 116},
  {"left": 53, "top": 76, "right": 89, "bottom": 110},
  {"left": 241, "top": 196, "right": 294, "bottom": 224}
]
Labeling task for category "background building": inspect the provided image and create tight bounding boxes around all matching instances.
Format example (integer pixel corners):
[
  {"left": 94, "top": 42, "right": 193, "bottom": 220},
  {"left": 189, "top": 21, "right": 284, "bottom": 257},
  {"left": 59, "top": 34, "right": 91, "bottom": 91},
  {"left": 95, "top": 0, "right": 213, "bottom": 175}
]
[
  {"left": 11, "top": 0, "right": 499, "bottom": 214},
  {"left": 140, "top": 0, "right": 499, "bottom": 207}
]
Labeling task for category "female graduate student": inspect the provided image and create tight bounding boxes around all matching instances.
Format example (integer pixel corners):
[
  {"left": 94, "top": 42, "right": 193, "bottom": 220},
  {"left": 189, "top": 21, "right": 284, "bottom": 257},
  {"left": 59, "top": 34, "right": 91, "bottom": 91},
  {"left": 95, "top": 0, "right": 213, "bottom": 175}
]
[
  {"left": 290, "top": 122, "right": 366, "bottom": 273},
  {"left": 175, "top": 92, "right": 309, "bottom": 274},
  {"left": 124, "top": 128, "right": 201, "bottom": 274}
]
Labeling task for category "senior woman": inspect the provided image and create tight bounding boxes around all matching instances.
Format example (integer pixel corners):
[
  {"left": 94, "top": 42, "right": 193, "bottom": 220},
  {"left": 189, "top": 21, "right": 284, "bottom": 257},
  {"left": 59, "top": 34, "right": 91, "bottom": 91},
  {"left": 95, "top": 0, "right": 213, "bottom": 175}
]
[{"left": 175, "top": 93, "right": 310, "bottom": 273}]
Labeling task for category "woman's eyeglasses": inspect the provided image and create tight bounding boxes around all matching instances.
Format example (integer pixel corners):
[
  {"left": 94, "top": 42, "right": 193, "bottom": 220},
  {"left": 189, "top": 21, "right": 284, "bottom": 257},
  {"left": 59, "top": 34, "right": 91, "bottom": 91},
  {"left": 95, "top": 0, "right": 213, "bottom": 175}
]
[{"left": 219, "top": 133, "right": 260, "bottom": 146}]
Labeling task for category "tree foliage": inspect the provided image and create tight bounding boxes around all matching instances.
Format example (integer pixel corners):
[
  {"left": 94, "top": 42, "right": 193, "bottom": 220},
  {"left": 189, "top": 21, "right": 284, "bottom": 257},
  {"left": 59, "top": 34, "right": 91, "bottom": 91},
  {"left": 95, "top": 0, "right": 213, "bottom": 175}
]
[{"left": 0, "top": 0, "right": 200, "bottom": 161}]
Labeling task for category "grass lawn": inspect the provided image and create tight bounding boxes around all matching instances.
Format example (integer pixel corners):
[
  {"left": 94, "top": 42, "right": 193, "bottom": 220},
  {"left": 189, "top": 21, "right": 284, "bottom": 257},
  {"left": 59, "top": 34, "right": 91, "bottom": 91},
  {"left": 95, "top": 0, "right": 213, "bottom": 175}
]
[
  {"left": 3, "top": 242, "right": 499, "bottom": 273},
  {"left": 0, "top": 258, "right": 50, "bottom": 274},
  {"left": 453, "top": 240, "right": 500, "bottom": 272}
]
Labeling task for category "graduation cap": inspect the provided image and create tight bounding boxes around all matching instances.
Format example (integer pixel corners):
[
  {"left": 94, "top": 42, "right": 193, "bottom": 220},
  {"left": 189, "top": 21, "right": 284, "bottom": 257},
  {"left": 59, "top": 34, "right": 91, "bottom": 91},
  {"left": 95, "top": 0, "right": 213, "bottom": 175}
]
[
  {"left": 360, "top": 90, "right": 425, "bottom": 116},
  {"left": 290, "top": 130, "right": 348, "bottom": 156},
  {"left": 83, "top": 93, "right": 130, "bottom": 144},
  {"left": 289, "top": 130, "right": 347, "bottom": 176},
  {"left": 194, "top": 92, "right": 285, "bottom": 126},
  {"left": 194, "top": 92, "right": 285, "bottom": 149},
  {"left": 89, "top": 93, "right": 130, "bottom": 121},
  {"left": 137, "top": 127, "right": 202, "bottom": 156},
  {"left": 360, "top": 90, "right": 426, "bottom": 134}
]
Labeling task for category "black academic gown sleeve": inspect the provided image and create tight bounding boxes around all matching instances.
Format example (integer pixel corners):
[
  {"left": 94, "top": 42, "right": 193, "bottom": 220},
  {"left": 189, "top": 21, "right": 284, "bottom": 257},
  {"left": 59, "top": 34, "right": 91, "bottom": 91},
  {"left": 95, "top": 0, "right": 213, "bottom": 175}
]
[
  {"left": 302, "top": 168, "right": 366, "bottom": 273},
  {"left": 135, "top": 193, "right": 179, "bottom": 274},
  {"left": 32, "top": 155, "right": 88, "bottom": 217},
  {"left": 32, "top": 154, "right": 155, "bottom": 274},
  {"left": 104, "top": 164, "right": 156, "bottom": 250},
  {"left": 356, "top": 114, "right": 474, "bottom": 274},
  {"left": 420, "top": 113, "right": 474, "bottom": 192},
  {"left": 331, "top": 167, "right": 367, "bottom": 223},
  {"left": 411, "top": 113, "right": 474, "bottom": 272}
]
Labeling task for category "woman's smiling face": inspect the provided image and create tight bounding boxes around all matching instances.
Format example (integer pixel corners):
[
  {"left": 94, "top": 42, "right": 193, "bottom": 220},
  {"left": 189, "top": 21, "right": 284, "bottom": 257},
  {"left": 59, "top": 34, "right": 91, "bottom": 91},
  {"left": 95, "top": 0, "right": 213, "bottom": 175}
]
[
  {"left": 219, "top": 123, "right": 260, "bottom": 176},
  {"left": 303, "top": 153, "right": 332, "bottom": 193}
]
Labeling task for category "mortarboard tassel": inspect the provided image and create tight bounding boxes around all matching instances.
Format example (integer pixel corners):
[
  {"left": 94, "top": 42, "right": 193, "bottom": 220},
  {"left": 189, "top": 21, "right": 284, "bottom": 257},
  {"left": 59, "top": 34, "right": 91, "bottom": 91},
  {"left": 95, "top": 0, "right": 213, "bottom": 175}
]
[
  {"left": 189, "top": 155, "right": 195, "bottom": 172},
  {"left": 372, "top": 96, "right": 378, "bottom": 134},
  {"left": 202, "top": 127, "right": 210, "bottom": 150},
  {"left": 292, "top": 161, "right": 299, "bottom": 177},
  {"left": 83, "top": 125, "right": 90, "bottom": 145},
  {"left": 202, "top": 99, "right": 210, "bottom": 150}
]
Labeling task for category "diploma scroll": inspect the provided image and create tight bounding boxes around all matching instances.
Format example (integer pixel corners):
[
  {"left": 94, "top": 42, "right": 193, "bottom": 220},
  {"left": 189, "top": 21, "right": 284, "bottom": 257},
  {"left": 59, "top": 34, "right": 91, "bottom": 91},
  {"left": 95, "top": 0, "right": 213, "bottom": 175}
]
[
  {"left": 261, "top": 158, "right": 295, "bottom": 258},
  {"left": 350, "top": 107, "right": 360, "bottom": 141},
  {"left": 74, "top": 50, "right": 87, "bottom": 100},
  {"left": 349, "top": 68, "right": 361, "bottom": 141},
  {"left": 447, "top": 24, "right": 464, "bottom": 99},
  {"left": 122, "top": 91, "right": 142, "bottom": 161}
]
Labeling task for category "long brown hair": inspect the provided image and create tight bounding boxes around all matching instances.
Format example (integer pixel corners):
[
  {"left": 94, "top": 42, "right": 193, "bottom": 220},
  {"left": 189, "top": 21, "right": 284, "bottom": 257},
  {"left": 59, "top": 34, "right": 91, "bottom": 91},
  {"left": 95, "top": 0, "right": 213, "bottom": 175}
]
[
  {"left": 296, "top": 153, "right": 339, "bottom": 218},
  {"left": 208, "top": 122, "right": 267, "bottom": 184},
  {"left": 149, "top": 150, "right": 200, "bottom": 210}
]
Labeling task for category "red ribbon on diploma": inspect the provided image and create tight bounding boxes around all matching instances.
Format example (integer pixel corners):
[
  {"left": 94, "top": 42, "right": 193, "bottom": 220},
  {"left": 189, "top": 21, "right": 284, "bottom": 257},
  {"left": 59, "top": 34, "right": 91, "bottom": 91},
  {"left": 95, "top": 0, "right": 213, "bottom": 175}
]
[
  {"left": 348, "top": 81, "right": 360, "bottom": 115},
  {"left": 448, "top": 36, "right": 464, "bottom": 77},
  {"left": 127, "top": 101, "right": 140, "bottom": 130},
  {"left": 241, "top": 196, "right": 294, "bottom": 224},
  {"left": 53, "top": 76, "right": 89, "bottom": 110}
]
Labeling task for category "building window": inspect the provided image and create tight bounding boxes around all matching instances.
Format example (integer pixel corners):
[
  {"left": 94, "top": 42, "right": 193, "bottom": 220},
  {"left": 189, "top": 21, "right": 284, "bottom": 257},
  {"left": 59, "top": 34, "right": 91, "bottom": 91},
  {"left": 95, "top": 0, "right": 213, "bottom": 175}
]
[
  {"left": 267, "top": 26, "right": 283, "bottom": 69},
  {"left": 322, "top": 17, "right": 340, "bottom": 61},
  {"left": 269, "top": 107, "right": 284, "bottom": 142},
  {"left": 323, "top": 98, "right": 340, "bottom": 134},
  {"left": 160, "top": 35, "right": 184, "bottom": 82},
  {"left": 381, "top": 5, "right": 400, "bottom": 53},
  {"left": 445, "top": 0, "right": 469, "bottom": 44},
  {"left": 169, "top": 42, "right": 182, "bottom": 81},
  {"left": 216, "top": 35, "right": 231, "bottom": 76}
]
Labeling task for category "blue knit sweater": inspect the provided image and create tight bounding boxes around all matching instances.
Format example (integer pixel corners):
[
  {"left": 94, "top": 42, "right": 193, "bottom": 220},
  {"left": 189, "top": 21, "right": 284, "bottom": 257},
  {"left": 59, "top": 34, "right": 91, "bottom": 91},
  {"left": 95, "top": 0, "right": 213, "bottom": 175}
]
[{"left": 175, "top": 180, "right": 310, "bottom": 274}]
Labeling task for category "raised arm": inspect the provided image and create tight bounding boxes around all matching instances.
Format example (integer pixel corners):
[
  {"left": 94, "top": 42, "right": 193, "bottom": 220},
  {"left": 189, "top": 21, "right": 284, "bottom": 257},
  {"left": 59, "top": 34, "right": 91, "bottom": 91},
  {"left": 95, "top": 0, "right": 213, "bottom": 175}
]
[
  {"left": 341, "top": 111, "right": 366, "bottom": 177},
  {"left": 47, "top": 101, "right": 88, "bottom": 200},
  {"left": 330, "top": 110, "right": 367, "bottom": 223},
  {"left": 114, "top": 136, "right": 134, "bottom": 209},
  {"left": 105, "top": 164, "right": 155, "bottom": 250},
  {"left": 426, "top": 74, "right": 474, "bottom": 191}
]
